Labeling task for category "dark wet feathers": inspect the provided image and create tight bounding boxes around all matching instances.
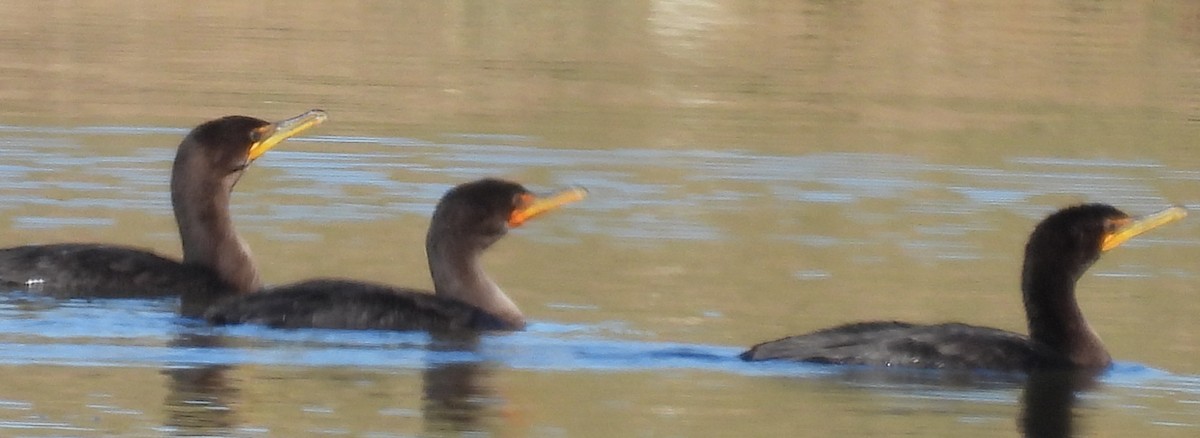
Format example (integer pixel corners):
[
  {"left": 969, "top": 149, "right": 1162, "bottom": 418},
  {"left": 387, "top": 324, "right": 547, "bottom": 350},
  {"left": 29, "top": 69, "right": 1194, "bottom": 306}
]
[
  {"left": 739, "top": 322, "right": 1065, "bottom": 372},
  {"left": 0, "top": 243, "right": 229, "bottom": 298},
  {"left": 204, "top": 279, "right": 514, "bottom": 332}
]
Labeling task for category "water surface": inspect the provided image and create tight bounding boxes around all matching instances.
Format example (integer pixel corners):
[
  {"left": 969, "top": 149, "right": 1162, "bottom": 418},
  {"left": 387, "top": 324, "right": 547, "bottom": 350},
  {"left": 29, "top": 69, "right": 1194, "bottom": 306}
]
[{"left": 1, "top": 1, "right": 1200, "bottom": 436}]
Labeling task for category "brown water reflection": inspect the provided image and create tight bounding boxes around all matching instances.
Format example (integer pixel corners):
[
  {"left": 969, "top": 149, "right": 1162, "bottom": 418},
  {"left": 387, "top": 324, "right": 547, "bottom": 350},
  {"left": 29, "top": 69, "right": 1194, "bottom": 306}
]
[
  {"left": 1, "top": 0, "right": 1200, "bottom": 436},
  {"left": 163, "top": 335, "right": 239, "bottom": 436},
  {"left": 1019, "top": 370, "right": 1097, "bottom": 438},
  {"left": 160, "top": 333, "right": 502, "bottom": 436}
]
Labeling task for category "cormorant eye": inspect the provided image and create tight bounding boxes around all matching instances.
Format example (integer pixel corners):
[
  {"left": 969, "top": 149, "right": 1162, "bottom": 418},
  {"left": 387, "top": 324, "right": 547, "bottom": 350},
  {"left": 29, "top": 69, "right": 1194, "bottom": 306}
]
[
  {"left": 249, "top": 124, "right": 274, "bottom": 144},
  {"left": 513, "top": 193, "right": 532, "bottom": 209},
  {"left": 1103, "top": 221, "right": 1119, "bottom": 234}
]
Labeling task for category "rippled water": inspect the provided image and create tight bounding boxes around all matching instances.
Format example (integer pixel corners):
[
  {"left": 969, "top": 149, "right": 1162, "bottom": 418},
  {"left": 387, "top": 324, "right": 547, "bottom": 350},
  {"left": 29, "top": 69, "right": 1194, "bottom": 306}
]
[
  {"left": 1, "top": 295, "right": 1199, "bottom": 437},
  {"left": 2, "top": 1, "right": 1200, "bottom": 436}
]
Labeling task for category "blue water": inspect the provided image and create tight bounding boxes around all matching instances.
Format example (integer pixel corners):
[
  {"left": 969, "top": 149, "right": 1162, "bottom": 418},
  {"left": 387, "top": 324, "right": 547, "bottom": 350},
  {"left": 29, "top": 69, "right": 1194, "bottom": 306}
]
[
  {"left": 3, "top": 292, "right": 1199, "bottom": 438},
  {"left": 0, "top": 292, "right": 1194, "bottom": 396}
]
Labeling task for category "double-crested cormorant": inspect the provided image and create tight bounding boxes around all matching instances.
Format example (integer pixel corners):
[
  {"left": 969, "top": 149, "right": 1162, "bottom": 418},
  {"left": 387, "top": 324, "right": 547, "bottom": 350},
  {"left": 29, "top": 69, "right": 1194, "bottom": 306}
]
[
  {"left": 0, "top": 110, "right": 326, "bottom": 311},
  {"left": 203, "top": 178, "right": 586, "bottom": 332},
  {"left": 740, "top": 204, "right": 1186, "bottom": 372}
]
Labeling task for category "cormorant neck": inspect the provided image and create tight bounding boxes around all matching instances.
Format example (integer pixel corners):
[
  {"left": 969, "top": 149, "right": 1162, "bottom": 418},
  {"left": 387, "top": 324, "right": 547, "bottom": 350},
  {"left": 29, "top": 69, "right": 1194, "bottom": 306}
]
[
  {"left": 426, "top": 230, "right": 524, "bottom": 329},
  {"left": 1021, "top": 255, "right": 1110, "bottom": 368},
  {"left": 172, "top": 172, "right": 261, "bottom": 295}
]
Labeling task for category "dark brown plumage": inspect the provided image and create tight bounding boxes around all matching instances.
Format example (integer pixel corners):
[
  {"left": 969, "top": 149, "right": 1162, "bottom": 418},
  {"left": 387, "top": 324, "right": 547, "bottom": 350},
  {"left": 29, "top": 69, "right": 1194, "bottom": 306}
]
[
  {"left": 0, "top": 110, "right": 326, "bottom": 313},
  {"left": 740, "top": 204, "right": 1186, "bottom": 372},
  {"left": 203, "top": 178, "right": 586, "bottom": 333}
]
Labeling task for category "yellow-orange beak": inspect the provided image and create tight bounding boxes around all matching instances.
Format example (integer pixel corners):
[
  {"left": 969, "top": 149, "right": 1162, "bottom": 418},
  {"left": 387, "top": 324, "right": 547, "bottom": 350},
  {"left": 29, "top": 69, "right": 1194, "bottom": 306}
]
[
  {"left": 508, "top": 186, "right": 588, "bottom": 227},
  {"left": 247, "top": 109, "right": 328, "bottom": 161},
  {"left": 1101, "top": 206, "right": 1187, "bottom": 251}
]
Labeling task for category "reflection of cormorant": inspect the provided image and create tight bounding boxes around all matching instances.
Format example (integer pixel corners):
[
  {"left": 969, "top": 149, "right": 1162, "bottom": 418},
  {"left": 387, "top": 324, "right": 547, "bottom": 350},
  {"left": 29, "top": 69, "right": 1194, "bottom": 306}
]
[
  {"left": 204, "top": 179, "right": 586, "bottom": 332},
  {"left": 161, "top": 333, "right": 240, "bottom": 436},
  {"left": 421, "top": 334, "right": 497, "bottom": 435},
  {"left": 1019, "top": 370, "right": 1099, "bottom": 438},
  {"left": 742, "top": 204, "right": 1185, "bottom": 372},
  {"left": 0, "top": 110, "right": 325, "bottom": 309}
]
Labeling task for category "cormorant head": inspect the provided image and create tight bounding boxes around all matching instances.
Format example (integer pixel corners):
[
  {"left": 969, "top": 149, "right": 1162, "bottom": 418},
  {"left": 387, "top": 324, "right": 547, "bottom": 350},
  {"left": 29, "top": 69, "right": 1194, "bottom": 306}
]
[
  {"left": 173, "top": 109, "right": 326, "bottom": 191},
  {"left": 1026, "top": 203, "right": 1185, "bottom": 276},
  {"left": 428, "top": 178, "right": 587, "bottom": 251}
]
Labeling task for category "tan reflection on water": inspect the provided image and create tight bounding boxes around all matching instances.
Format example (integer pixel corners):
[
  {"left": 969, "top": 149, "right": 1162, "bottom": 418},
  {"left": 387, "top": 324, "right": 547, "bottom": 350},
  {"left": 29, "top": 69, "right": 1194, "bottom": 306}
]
[{"left": 1, "top": 0, "right": 1200, "bottom": 437}]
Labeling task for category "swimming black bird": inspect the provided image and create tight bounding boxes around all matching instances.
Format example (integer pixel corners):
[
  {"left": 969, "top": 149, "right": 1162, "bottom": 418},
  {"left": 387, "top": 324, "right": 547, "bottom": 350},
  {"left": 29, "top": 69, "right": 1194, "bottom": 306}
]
[
  {"left": 203, "top": 178, "right": 586, "bottom": 332},
  {"left": 0, "top": 109, "right": 326, "bottom": 312},
  {"left": 740, "top": 204, "right": 1186, "bottom": 372}
]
